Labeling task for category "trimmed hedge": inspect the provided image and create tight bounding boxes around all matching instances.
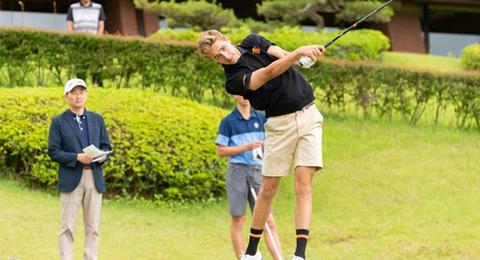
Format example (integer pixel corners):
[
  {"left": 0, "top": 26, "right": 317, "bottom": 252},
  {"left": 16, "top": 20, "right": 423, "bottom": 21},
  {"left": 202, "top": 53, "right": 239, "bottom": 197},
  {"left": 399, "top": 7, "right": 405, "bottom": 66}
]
[
  {"left": 0, "top": 28, "right": 229, "bottom": 106},
  {"left": 461, "top": 44, "right": 480, "bottom": 71},
  {"left": 302, "top": 60, "right": 480, "bottom": 128},
  {"left": 0, "top": 87, "right": 229, "bottom": 201},
  {"left": 1, "top": 28, "right": 479, "bottom": 129}
]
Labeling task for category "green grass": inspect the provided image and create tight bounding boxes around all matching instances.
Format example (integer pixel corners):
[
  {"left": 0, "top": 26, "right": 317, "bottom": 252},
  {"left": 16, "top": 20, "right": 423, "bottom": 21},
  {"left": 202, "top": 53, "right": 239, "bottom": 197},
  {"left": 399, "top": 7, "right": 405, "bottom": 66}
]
[
  {"left": 1, "top": 117, "right": 480, "bottom": 259},
  {"left": 380, "top": 52, "right": 464, "bottom": 72}
]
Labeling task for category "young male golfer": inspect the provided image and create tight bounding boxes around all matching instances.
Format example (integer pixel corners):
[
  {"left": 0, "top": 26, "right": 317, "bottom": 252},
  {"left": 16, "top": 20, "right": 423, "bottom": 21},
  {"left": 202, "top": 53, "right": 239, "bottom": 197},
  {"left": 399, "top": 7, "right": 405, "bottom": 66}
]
[
  {"left": 197, "top": 30, "right": 325, "bottom": 260},
  {"left": 216, "top": 95, "right": 283, "bottom": 260}
]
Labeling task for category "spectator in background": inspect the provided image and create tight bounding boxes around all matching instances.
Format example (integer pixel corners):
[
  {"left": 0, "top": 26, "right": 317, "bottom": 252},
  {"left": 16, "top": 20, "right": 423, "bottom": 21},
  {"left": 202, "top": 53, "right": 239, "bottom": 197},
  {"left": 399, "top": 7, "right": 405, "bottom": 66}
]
[
  {"left": 67, "top": 0, "right": 106, "bottom": 35},
  {"left": 216, "top": 95, "right": 283, "bottom": 260},
  {"left": 67, "top": 0, "right": 106, "bottom": 86},
  {"left": 48, "top": 78, "right": 111, "bottom": 260}
]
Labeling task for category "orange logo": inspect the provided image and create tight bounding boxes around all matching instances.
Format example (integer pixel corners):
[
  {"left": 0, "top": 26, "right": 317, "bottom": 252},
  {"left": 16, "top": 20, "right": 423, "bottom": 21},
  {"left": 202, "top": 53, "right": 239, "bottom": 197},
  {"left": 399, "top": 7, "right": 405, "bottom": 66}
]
[{"left": 252, "top": 46, "right": 260, "bottom": 54}]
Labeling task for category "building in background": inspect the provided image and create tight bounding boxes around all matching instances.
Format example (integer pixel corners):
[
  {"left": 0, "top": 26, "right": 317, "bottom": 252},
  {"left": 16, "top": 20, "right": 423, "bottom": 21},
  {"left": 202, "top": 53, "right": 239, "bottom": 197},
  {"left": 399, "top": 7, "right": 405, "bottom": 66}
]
[
  {"left": 368, "top": 0, "right": 480, "bottom": 57},
  {"left": 1, "top": 0, "right": 479, "bottom": 57}
]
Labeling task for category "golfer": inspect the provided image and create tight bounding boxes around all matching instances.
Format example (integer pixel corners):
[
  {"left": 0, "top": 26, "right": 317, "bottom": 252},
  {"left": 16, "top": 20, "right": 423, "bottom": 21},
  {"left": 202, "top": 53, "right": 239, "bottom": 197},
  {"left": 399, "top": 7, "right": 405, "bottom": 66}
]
[
  {"left": 216, "top": 95, "right": 283, "bottom": 260},
  {"left": 197, "top": 30, "right": 325, "bottom": 260}
]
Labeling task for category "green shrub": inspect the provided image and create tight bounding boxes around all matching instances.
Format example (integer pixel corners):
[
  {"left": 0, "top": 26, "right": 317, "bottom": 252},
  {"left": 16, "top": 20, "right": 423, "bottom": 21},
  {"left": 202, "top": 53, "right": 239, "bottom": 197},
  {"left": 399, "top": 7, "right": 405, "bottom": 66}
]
[
  {"left": 461, "top": 44, "right": 480, "bottom": 70},
  {"left": 0, "top": 88, "right": 229, "bottom": 201}
]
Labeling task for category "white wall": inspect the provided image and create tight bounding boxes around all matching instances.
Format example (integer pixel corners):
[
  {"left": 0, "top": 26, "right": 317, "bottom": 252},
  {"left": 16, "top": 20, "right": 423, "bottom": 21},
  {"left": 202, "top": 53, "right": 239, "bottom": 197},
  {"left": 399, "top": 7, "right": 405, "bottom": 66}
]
[{"left": 0, "top": 11, "right": 67, "bottom": 31}]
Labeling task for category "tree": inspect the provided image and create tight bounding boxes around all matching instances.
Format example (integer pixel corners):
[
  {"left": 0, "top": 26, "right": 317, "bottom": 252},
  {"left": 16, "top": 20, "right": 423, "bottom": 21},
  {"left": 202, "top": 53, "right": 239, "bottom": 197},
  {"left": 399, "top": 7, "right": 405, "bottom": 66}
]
[
  {"left": 257, "top": 0, "right": 394, "bottom": 29},
  {"left": 134, "top": 0, "right": 237, "bottom": 31}
]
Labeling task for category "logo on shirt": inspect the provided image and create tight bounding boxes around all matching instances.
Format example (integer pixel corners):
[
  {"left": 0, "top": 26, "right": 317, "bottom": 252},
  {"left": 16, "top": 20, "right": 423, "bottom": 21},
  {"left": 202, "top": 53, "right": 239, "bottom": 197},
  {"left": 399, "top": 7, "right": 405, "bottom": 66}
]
[
  {"left": 253, "top": 122, "right": 260, "bottom": 129},
  {"left": 252, "top": 46, "right": 260, "bottom": 54}
]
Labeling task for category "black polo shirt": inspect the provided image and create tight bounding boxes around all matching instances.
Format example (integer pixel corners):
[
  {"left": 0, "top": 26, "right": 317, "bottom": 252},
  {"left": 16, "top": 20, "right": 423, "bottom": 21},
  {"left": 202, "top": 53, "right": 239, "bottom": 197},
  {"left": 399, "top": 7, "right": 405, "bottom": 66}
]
[{"left": 222, "top": 34, "right": 315, "bottom": 118}]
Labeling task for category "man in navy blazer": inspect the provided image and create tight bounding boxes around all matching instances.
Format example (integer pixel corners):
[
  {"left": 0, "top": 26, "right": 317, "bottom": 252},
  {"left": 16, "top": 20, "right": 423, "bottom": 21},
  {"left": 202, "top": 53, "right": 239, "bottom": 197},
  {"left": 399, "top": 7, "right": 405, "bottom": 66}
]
[{"left": 48, "top": 78, "right": 111, "bottom": 260}]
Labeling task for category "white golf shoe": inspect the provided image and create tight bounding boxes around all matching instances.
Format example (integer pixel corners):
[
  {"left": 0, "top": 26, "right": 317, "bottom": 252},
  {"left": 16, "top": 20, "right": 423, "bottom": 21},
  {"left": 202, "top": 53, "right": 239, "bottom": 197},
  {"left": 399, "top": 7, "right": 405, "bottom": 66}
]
[
  {"left": 291, "top": 255, "right": 305, "bottom": 260},
  {"left": 240, "top": 250, "right": 263, "bottom": 260}
]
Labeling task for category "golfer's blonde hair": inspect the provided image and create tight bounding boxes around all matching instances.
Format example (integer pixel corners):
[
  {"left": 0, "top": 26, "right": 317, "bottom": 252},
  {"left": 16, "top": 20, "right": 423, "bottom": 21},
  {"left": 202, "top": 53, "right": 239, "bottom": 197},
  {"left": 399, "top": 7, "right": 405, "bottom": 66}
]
[{"left": 197, "top": 30, "right": 228, "bottom": 59}]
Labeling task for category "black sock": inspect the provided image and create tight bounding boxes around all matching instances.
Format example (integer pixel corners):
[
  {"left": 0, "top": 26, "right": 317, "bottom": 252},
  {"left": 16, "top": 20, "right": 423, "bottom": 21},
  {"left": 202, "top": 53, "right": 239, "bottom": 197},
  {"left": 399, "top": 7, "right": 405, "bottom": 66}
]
[
  {"left": 294, "top": 229, "right": 309, "bottom": 258},
  {"left": 245, "top": 228, "right": 263, "bottom": 255}
]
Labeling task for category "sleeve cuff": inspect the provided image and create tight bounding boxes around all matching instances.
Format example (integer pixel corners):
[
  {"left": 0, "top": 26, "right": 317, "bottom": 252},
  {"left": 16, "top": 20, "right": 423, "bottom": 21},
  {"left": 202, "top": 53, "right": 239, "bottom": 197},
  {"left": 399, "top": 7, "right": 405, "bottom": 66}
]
[{"left": 215, "top": 135, "right": 230, "bottom": 146}]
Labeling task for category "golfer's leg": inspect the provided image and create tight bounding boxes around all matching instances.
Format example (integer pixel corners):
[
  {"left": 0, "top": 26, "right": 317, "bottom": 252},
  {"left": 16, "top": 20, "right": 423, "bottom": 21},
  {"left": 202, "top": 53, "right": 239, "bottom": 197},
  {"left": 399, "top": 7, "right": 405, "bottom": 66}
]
[
  {"left": 59, "top": 178, "right": 85, "bottom": 260},
  {"left": 231, "top": 215, "right": 246, "bottom": 259},
  {"left": 264, "top": 213, "right": 283, "bottom": 260},
  {"left": 252, "top": 176, "right": 281, "bottom": 228},
  {"left": 294, "top": 166, "right": 315, "bottom": 229},
  {"left": 82, "top": 169, "right": 102, "bottom": 260},
  {"left": 245, "top": 176, "right": 281, "bottom": 255},
  {"left": 293, "top": 166, "right": 316, "bottom": 258}
]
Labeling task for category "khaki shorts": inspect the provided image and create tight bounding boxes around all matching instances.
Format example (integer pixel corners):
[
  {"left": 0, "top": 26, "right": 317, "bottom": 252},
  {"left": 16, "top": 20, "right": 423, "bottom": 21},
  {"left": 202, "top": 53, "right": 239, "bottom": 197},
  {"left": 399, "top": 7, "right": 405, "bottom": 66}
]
[{"left": 262, "top": 104, "right": 324, "bottom": 176}]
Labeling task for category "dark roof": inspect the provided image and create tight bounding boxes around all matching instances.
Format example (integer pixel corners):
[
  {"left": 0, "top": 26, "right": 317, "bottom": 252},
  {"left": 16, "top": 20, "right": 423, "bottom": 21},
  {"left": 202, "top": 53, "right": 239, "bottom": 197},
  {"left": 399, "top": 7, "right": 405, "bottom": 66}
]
[{"left": 400, "top": 0, "right": 480, "bottom": 6}]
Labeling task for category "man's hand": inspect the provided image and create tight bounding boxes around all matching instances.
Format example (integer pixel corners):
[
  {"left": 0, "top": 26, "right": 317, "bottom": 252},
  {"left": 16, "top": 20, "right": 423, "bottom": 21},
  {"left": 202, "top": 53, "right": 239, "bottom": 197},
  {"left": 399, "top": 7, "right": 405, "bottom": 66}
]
[
  {"left": 96, "top": 155, "right": 107, "bottom": 163},
  {"left": 295, "top": 45, "right": 325, "bottom": 62},
  {"left": 245, "top": 141, "right": 265, "bottom": 151},
  {"left": 77, "top": 153, "right": 93, "bottom": 164},
  {"left": 217, "top": 141, "right": 265, "bottom": 157}
]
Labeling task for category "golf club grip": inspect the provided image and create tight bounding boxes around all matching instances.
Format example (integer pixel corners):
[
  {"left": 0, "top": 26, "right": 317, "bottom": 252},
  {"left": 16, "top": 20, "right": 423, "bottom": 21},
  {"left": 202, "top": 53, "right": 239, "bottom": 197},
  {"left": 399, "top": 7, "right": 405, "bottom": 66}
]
[
  {"left": 324, "top": 40, "right": 334, "bottom": 49},
  {"left": 323, "top": 24, "right": 355, "bottom": 49},
  {"left": 324, "top": 30, "right": 349, "bottom": 49}
]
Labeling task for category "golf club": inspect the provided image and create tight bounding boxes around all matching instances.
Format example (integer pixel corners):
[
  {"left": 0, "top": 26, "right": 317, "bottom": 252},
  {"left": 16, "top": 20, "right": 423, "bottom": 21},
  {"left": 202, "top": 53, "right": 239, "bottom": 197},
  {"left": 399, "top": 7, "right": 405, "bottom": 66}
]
[
  {"left": 299, "top": 0, "right": 395, "bottom": 68},
  {"left": 324, "top": 0, "right": 395, "bottom": 48},
  {"left": 247, "top": 180, "right": 283, "bottom": 260}
]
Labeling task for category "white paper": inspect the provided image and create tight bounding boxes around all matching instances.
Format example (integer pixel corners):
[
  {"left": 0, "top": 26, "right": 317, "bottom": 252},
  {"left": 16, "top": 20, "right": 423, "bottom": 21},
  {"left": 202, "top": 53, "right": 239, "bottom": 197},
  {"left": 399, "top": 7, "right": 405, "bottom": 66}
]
[
  {"left": 252, "top": 147, "right": 263, "bottom": 161},
  {"left": 82, "top": 144, "right": 111, "bottom": 162}
]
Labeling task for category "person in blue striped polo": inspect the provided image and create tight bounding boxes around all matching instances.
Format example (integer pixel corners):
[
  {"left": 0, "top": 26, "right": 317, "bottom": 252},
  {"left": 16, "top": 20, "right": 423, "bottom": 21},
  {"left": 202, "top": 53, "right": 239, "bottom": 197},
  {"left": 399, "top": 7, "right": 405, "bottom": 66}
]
[{"left": 216, "top": 95, "right": 283, "bottom": 260}]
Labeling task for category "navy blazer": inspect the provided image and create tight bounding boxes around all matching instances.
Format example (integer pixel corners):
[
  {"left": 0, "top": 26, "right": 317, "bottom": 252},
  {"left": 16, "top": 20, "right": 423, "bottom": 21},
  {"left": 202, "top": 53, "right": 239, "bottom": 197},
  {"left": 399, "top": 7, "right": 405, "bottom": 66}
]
[{"left": 48, "top": 108, "right": 111, "bottom": 193}]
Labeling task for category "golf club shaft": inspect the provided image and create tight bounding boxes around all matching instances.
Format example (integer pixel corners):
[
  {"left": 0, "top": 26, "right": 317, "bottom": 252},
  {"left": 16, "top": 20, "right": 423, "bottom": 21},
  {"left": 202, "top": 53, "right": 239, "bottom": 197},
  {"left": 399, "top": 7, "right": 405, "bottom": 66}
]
[
  {"left": 248, "top": 182, "right": 283, "bottom": 260},
  {"left": 324, "top": 0, "right": 394, "bottom": 48}
]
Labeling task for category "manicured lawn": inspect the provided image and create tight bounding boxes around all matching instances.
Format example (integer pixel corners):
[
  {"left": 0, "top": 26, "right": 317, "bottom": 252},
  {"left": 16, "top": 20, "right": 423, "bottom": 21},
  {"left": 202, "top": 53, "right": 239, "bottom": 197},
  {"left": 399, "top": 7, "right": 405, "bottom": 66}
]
[
  {"left": 380, "top": 51, "right": 464, "bottom": 72},
  {"left": 1, "top": 117, "right": 480, "bottom": 259}
]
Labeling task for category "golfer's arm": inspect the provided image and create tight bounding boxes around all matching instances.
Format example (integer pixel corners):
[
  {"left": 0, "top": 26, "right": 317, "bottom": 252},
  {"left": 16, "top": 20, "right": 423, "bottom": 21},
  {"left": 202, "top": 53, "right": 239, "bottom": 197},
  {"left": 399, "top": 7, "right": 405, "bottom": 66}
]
[
  {"left": 248, "top": 51, "right": 302, "bottom": 91},
  {"left": 216, "top": 145, "right": 248, "bottom": 157},
  {"left": 269, "top": 45, "right": 301, "bottom": 68},
  {"left": 267, "top": 45, "right": 290, "bottom": 59}
]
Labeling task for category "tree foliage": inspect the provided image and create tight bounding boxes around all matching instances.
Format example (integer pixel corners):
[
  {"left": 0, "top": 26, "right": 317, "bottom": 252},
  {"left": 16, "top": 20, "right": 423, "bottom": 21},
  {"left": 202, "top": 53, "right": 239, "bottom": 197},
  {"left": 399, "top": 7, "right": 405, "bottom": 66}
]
[
  {"left": 134, "top": 0, "right": 393, "bottom": 31},
  {"left": 134, "top": 0, "right": 237, "bottom": 31},
  {"left": 257, "top": 0, "right": 394, "bottom": 29}
]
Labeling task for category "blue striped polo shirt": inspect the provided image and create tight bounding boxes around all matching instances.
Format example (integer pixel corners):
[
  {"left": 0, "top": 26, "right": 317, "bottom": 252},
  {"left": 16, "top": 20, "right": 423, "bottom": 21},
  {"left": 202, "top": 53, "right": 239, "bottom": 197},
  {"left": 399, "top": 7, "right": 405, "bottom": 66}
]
[{"left": 216, "top": 108, "right": 266, "bottom": 166}]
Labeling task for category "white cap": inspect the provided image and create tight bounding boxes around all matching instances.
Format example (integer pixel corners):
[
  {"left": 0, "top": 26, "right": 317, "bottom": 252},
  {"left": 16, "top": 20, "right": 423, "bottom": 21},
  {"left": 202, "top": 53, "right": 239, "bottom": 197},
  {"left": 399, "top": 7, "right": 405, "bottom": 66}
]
[{"left": 64, "top": 78, "right": 87, "bottom": 94}]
